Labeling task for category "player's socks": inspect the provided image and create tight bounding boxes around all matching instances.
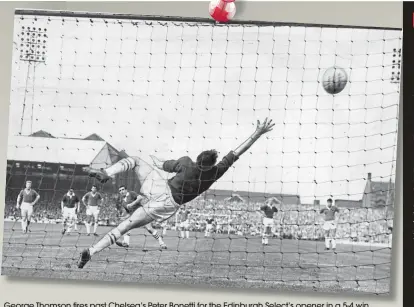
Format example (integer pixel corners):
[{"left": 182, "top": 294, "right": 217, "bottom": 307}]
[
  {"left": 105, "top": 158, "right": 136, "bottom": 177},
  {"left": 67, "top": 222, "right": 73, "bottom": 233},
  {"left": 325, "top": 238, "right": 330, "bottom": 249},
  {"left": 185, "top": 231, "right": 190, "bottom": 239},
  {"left": 89, "top": 228, "right": 122, "bottom": 256},
  {"left": 85, "top": 222, "right": 91, "bottom": 234},
  {"left": 93, "top": 223, "right": 98, "bottom": 234},
  {"left": 158, "top": 236, "right": 166, "bottom": 246},
  {"left": 147, "top": 229, "right": 165, "bottom": 245},
  {"left": 331, "top": 239, "right": 336, "bottom": 250},
  {"left": 21, "top": 220, "right": 26, "bottom": 232},
  {"left": 180, "top": 230, "right": 185, "bottom": 238}
]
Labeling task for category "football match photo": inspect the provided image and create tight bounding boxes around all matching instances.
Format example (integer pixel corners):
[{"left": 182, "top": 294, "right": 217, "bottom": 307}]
[{"left": 1, "top": 7, "right": 401, "bottom": 296}]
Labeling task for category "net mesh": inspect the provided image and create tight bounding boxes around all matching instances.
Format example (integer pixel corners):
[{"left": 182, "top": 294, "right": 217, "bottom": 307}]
[{"left": 2, "top": 12, "right": 400, "bottom": 295}]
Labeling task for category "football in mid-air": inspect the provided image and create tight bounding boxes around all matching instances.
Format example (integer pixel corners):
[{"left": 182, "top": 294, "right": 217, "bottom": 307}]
[{"left": 322, "top": 67, "right": 348, "bottom": 95}]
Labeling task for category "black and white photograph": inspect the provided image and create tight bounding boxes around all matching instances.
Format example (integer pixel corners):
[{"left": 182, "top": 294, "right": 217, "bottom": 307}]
[{"left": 2, "top": 9, "right": 401, "bottom": 295}]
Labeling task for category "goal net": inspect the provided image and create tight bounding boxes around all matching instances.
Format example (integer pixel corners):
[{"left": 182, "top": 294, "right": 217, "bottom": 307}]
[{"left": 2, "top": 11, "right": 400, "bottom": 295}]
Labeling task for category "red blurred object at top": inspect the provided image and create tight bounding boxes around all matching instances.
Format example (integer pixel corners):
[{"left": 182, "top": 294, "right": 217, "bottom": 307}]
[{"left": 209, "top": 0, "right": 236, "bottom": 23}]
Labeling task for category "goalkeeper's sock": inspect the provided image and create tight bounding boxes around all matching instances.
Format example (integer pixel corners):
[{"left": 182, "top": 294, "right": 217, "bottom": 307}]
[
  {"left": 180, "top": 230, "right": 184, "bottom": 238},
  {"left": 185, "top": 231, "right": 190, "bottom": 239},
  {"left": 90, "top": 229, "right": 122, "bottom": 256},
  {"left": 105, "top": 158, "right": 136, "bottom": 177},
  {"left": 331, "top": 239, "right": 337, "bottom": 249},
  {"left": 94, "top": 223, "right": 98, "bottom": 234},
  {"left": 123, "top": 233, "right": 130, "bottom": 245}
]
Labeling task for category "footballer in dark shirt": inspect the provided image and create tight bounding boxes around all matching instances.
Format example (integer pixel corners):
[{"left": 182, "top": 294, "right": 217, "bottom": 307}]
[
  {"left": 178, "top": 207, "right": 191, "bottom": 239},
  {"left": 320, "top": 198, "right": 340, "bottom": 251},
  {"left": 205, "top": 216, "right": 215, "bottom": 237},
  {"left": 260, "top": 198, "right": 280, "bottom": 245},
  {"left": 115, "top": 185, "right": 166, "bottom": 249},
  {"left": 61, "top": 188, "right": 80, "bottom": 235},
  {"left": 78, "top": 118, "right": 274, "bottom": 268}
]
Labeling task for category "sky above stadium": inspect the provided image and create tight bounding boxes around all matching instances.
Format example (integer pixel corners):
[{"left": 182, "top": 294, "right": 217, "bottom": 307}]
[{"left": 7, "top": 15, "right": 401, "bottom": 203}]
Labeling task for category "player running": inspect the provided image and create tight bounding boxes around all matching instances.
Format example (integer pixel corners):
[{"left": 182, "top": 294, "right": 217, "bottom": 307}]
[
  {"left": 320, "top": 198, "right": 340, "bottom": 251},
  {"left": 61, "top": 188, "right": 80, "bottom": 235},
  {"left": 260, "top": 198, "right": 280, "bottom": 245},
  {"left": 205, "top": 215, "right": 215, "bottom": 237},
  {"left": 16, "top": 180, "right": 40, "bottom": 234},
  {"left": 115, "top": 185, "right": 166, "bottom": 249},
  {"left": 78, "top": 118, "right": 274, "bottom": 268},
  {"left": 178, "top": 207, "right": 191, "bottom": 239},
  {"left": 82, "top": 185, "right": 103, "bottom": 236}
]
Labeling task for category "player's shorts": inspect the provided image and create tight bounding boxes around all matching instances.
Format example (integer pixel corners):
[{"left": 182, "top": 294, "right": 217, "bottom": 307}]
[
  {"left": 63, "top": 207, "right": 77, "bottom": 220},
  {"left": 86, "top": 206, "right": 100, "bottom": 219},
  {"left": 206, "top": 224, "right": 213, "bottom": 232},
  {"left": 263, "top": 217, "right": 274, "bottom": 228},
  {"left": 133, "top": 157, "right": 180, "bottom": 222},
  {"left": 323, "top": 221, "right": 337, "bottom": 231},
  {"left": 180, "top": 220, "right": 190, "bottom": 229},
  {"left": 20, "top": 202, "right": 33, "bottom": 217}
]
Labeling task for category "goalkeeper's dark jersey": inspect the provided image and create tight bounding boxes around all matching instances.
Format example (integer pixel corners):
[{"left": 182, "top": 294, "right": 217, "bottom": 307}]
[{"left": 162, "top": 151, "right": 239, "bottom": 205}]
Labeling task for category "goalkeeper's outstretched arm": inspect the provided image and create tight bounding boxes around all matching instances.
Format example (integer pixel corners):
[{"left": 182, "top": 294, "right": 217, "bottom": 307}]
[
  {"left": 232, "top": 118, "right": 274, "bottom": 158},
  {"left": 150, "top": 118, "right": 274, "bottom": 169}
]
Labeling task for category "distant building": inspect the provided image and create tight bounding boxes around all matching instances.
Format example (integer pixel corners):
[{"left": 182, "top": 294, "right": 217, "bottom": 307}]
[
  {"left": 224, "top": 194, "right": 245, "bottom": 203},
  {"left": 362, "top": 173, "right": 395, "bottom": 208},
  {"left": 305, "top": 172, "right": 395, "bottom": 210},
  {"left": 6, "top": 131, "right": 139, "bottom": 201}
]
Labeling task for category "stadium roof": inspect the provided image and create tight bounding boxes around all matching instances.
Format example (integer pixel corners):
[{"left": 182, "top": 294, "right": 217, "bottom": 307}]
[
  {"left": 7, "top": 134, "right": 109, "bottom": 165},
  {"left": 224, "top": 194, "right": 245, "bottom": 203}
]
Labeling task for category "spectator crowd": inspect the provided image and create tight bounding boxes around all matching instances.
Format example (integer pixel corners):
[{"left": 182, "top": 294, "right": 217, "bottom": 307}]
[{"left": 3, "top": 194, "right": 394, "bottom": 244}]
